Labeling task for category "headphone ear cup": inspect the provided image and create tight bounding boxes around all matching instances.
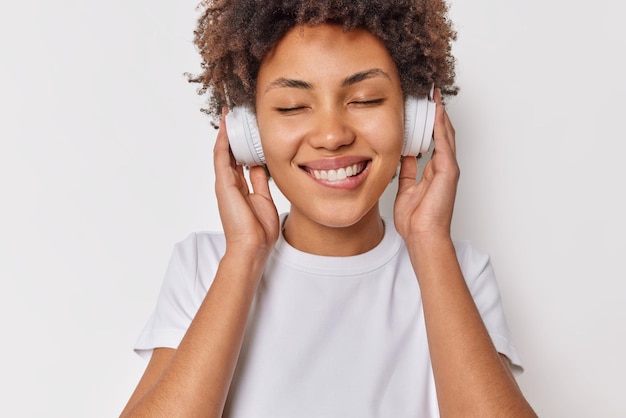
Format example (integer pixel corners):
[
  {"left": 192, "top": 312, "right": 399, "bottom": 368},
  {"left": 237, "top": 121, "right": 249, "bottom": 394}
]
[
  {"left": 224, "top": 107, "right": 265, "bottom": 166},
  {"left": 402, "top": 94, "right": 436, "bottom": 156}
]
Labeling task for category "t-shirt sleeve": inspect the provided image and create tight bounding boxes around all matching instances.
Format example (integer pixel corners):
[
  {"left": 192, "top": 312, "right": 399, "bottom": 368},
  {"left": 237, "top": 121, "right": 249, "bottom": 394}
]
[
  {"left": 133, "top": 233, "right": 204, "bottom": 360},
  {"left": 455, "top": 241, "right": 524, "bottom": 373}
]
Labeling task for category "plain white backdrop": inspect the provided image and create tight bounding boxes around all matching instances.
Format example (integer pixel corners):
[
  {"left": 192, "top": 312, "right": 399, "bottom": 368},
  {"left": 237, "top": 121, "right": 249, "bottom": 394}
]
[{"left": 1, "top": 0, "right": 624, "bottom": 416}]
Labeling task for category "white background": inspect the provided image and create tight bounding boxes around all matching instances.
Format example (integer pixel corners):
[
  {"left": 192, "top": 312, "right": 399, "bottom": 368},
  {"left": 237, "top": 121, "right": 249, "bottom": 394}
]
[{"left": 1, "top": 0, "right": 624, "bottom": 416}]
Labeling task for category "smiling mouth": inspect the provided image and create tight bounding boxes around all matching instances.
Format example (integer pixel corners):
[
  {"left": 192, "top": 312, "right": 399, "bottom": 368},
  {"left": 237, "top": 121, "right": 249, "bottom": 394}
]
[{"left": 301, "top": 161, "right": 369, "bottom": 182}]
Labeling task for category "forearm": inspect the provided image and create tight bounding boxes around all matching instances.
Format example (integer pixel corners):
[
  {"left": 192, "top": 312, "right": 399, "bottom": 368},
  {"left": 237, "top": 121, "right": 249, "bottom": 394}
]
[
  {"left": 122, "top": 252, "right": 266, "bottom": 418},
  {"left": 408, "top": 235, "right": 536, "bottom": 418}
]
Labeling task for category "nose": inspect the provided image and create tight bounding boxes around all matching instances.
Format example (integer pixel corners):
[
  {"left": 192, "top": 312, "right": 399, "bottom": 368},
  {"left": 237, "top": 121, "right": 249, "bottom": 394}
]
[{"left": 306, "top": 108, "right": 356, "bottom": 152}]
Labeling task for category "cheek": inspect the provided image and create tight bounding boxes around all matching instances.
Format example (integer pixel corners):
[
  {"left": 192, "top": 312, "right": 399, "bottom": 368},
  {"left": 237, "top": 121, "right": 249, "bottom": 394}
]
[
  {"left": 258, "top": 122, "right": 305, "bottom": 168},
  {"left": 358, "top": 112, "right": 405, "bottom": 155},
  {"left": 257, "top": 106, "right": 405, "bottom": 163}
]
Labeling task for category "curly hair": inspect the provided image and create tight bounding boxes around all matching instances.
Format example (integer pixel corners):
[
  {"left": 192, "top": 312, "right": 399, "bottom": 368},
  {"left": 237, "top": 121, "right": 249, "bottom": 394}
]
[{"left": 188, "top": 0, "right": 458, "bottom": 118}]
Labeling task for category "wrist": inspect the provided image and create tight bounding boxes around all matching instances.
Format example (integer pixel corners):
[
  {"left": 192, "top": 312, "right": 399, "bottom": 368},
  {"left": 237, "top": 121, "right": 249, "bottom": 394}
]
[
  {"left": 404, "top": 232, "right": 457, "bottom": 274},
  {"left": 220, "top": 247, "right": 271, "bottom": 282},
  {"left": 403, "top": 230, "right": 453, "bottom": 251}
]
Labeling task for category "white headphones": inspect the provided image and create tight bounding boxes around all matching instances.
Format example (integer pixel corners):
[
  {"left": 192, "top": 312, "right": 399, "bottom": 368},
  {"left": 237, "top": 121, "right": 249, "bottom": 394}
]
[{"left": 225, "top": 85, "right": 436, "bottom": 166}]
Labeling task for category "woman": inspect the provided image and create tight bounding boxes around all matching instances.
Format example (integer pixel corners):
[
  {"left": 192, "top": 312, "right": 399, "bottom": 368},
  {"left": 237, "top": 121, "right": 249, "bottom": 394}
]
[{"left": 121, "top": 1, "right": 536, "bottom": 416}]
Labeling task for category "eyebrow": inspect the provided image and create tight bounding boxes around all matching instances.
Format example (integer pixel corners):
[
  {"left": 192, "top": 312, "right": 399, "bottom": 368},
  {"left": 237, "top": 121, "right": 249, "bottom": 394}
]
[
  {"left": 264, "top": 68, "right": 391, "bottom": 92},
  {"left": 341, "top": 68, "right": 390, "bottom": 87},
  {"left": 265, "top": 78, "right": 314, "bottom": 92}
]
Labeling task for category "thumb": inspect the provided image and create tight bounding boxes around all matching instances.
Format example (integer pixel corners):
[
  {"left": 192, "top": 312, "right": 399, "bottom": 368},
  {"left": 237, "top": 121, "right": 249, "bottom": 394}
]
[
  {"left": 249, "top": 165, "right": 272, "bottom": 201},
  {"left": 397, "top": 156, "right": 418, "bottom": 193}
]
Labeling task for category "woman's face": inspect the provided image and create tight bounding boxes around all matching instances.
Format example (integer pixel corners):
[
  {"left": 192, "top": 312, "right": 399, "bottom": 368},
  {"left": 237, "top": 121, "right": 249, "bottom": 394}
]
[{"left": 255, "top": 24, "right": 404, "bottom": 230}]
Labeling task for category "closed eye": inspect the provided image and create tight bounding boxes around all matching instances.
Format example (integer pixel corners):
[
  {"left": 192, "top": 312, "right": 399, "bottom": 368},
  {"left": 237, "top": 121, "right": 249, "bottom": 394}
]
[
  {"left": 350, "top": 98, "right": 385, "bottom": 106},
  {"left": 275, "top": 106, "right": 308, "bottom": 114}
]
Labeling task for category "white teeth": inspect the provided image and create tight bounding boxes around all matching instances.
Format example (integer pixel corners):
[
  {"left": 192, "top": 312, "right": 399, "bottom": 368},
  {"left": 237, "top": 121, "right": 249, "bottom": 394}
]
[{"left": 312, "top": 163, "right": 363, "bottom": 182}]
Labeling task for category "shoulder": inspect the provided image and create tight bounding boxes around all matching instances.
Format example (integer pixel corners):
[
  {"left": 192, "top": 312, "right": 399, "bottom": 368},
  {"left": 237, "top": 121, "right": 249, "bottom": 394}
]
[
  {"left": 453, "top": 240, "right": 491, "bottom": 272},
  {"left": 170, "top": 230, "right": 226, "bottom": 262},
  {"left": 169, "top": 231, "right": 227, "bottom": 290},
  {"left": 133, "top": 231, "right": 226, "bottom": 357},
  {"left": 447, "top": 240, "right": 495, "bottom": 291},
  {"left": 452, "top": 240, "right": 501, "bottom": 305}
]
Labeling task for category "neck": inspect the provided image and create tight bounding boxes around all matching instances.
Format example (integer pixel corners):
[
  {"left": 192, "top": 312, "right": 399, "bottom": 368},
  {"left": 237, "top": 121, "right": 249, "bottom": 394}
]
[{"left": 282, "top": 206, "right": 385, "bottom": 256}]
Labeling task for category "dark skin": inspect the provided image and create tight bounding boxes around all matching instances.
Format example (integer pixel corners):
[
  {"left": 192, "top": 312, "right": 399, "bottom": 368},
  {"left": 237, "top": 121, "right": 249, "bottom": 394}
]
[{"left": 121, "top": 24, "right": 536, "bottom": 418}]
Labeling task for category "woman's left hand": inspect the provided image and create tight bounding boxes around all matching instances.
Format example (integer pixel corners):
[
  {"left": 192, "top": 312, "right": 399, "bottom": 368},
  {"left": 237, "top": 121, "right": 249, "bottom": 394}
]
[{"left": 394, "top": 88, "right": 460, "bottom": 245}]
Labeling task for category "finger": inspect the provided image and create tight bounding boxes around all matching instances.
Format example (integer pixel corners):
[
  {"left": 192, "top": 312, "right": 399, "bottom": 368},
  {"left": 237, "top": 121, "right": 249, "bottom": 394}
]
[
  {"left": 397, "top": 156, "right": 418, "bottom": 193},
  {"left": 213, "top": 110, "right": 234, "bottom": 170},
  {"left": 249, "top": 165, "right": 272, "bottom": 201},
  {"left": 214, "top": 109, "right": 250, "bottom": 195},
  {"left": 433, "top": 89, "right": 456, "bottom": 157},
  {"left": 441, "top": 108, "right": 456, "bottom": 156}
]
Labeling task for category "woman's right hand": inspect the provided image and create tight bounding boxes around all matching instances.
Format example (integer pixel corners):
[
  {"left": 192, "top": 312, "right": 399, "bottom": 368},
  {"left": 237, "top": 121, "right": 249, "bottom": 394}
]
[{"left": 214, "top": 109, "right": 279, "bottom": 259}]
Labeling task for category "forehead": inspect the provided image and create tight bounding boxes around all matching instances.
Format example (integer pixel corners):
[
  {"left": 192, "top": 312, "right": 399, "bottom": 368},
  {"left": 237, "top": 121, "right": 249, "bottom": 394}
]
[{"left": 257, "top": 24, "right": 399, "bottom": 85}]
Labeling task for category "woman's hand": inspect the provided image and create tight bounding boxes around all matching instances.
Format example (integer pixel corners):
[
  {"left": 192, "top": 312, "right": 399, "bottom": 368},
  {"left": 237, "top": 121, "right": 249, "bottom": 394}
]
[
  {"left": 214, "top": 109, "right": 279, "bottom": 258},
  {"left": 394, "top": 88, "right": 460, "bottom": 244},
  {"left": 120, "top": 112, "right": 280, "bottom": 418},
  {"left": 393, "top": 93, "right": 537, "bottom": 418}
]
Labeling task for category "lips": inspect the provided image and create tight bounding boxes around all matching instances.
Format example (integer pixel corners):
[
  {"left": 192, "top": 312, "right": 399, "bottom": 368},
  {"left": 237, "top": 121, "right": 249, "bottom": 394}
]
[
  {"left": 299, "top": 158, "right": 370, "bottom": 184},
  {"left": 310, "top": 162, "right": 367, "bottom": 181}
]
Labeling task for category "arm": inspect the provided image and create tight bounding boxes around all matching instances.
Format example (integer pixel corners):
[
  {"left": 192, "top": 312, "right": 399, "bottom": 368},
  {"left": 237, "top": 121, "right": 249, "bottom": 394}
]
[
  {"left": 394, "top": 90, "right": 536, "bottom": 417},
  {"left": 120, "top": 112, "right": 279, "bottom": 417}
]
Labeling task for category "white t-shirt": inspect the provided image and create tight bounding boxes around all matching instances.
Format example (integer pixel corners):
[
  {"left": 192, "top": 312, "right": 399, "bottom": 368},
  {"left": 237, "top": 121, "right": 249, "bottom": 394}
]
[{"left": 135, "top": 217, "right": 522, "bottom": 417}]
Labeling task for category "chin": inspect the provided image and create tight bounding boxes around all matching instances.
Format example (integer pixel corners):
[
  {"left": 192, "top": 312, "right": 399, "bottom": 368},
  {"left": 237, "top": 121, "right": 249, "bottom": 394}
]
[{"left": 296, "top": 201, "right": 380, "bottom": 229}]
